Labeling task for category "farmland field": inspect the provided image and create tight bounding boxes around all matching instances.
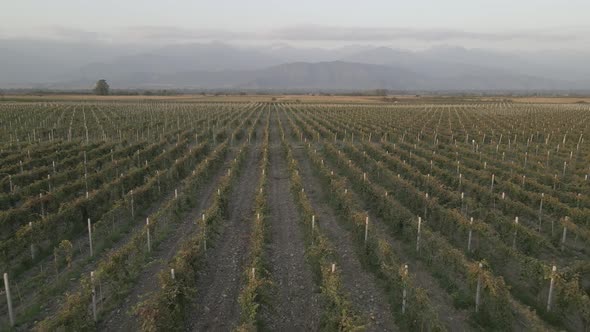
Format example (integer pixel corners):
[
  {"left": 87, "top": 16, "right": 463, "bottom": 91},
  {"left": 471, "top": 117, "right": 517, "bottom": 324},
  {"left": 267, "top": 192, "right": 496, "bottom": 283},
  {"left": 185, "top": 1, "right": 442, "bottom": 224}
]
[{"left": 0, "top": 99, "right": 589, "bottom": 331}]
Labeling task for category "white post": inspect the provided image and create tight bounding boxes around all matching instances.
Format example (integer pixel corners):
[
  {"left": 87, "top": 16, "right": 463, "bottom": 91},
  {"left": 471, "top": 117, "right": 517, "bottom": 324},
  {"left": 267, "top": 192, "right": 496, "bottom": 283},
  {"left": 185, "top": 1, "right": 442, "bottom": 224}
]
[
  {"left": 402, "top": 264, "right": 408, "bottom": 314},
  {"left": 513, "top": 217, "right": 519, "bottom": 249},
  {"left": 91, "top": 271, "right": 97, "bottom": 321},
  {"left": 29, "top": 222, "right": 35, "bottom": 260},
  {"left": 467, "top": 217, "right": 474, "bottom": 252},
  {"left": 88, "top": 218, "right": 93, "bottom": 257},
  {"left": 171, "top": 269, "right": 175, "bottom": 280},
  {"left": 157, "top": 170, "right": 161, "bottom": 194},
  {"left": 461, "top": 192, "right": 464, "bottom": 213},
  {"left": 561, "top": 223, "right": 567, "bottom": 251},
  {"left": 416, "top": 217, "right": 422, "bottom": 252},
  {"left": 538, "top": 193, "right": 544, "bottom": 232},
  {"left": 146, "top": 218, "right": 151, "bottom": 253},
  {"left": 3, "top": 273, "right": 14, "bottom": 326},
  {"left": 331, "top": 263, "right": 336, "bottom": 273},
  {"left": 490, "top": 174, "right": 495, "bottom": 192},
  {"left": 364, "top": 216, "right": 369, "bottom": 245},
  {"left": 130, "top": 190, "right": 134, "bottom": 218},
  {"left": 547, "top": 265, "right": 557, "bottom": 311},
  {"left": 475, "top": 263, "right": 482, "bottom": 313},
  {"left": 202, "top": 214, "right": 207, "bottom": 251}
]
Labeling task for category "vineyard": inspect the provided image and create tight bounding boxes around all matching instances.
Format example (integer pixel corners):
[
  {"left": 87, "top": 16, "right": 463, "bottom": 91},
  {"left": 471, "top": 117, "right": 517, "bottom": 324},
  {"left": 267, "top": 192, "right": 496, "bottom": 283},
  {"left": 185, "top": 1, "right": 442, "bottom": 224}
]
[{"left": 0, "top": 99, "right": 589, "bottom": 331}]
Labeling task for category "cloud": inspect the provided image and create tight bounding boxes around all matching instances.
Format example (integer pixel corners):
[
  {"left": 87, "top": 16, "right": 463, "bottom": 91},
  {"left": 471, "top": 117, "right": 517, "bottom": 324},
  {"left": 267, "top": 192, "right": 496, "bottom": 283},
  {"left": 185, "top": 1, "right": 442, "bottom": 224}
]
[
  {"left": 117, "top": 25, "right": 584, "bottom": 45},
  {"left": 270, "top": 25, "right": 581, "bottom": 42},
  {"left": 4, "top": 24, "right": 585, "bottom": 47},
  {"left": 122, "top": 26, "right": 251, "bottom": 41},
  {"left": 45, "top": 26, "right": 102, "bottom": 41}
]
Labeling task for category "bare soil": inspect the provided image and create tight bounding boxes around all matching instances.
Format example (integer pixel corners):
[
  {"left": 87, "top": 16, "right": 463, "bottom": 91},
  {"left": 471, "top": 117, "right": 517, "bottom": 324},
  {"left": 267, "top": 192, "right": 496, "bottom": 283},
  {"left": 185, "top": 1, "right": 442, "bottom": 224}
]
[
  {"left": 258, "top": 111, "right": 320, "bottom": 330},
  {"left": 99, "top": 146, "right": 238, "bottom": 331},
  {"left": 282, "top": 112, "right": 399, "bottom": 332},
  {"left": 318, "top": 142, "right": 473, "bottom": 331},
  {"left": 188, "top": 130, "right": 262, "bottom": 331}
]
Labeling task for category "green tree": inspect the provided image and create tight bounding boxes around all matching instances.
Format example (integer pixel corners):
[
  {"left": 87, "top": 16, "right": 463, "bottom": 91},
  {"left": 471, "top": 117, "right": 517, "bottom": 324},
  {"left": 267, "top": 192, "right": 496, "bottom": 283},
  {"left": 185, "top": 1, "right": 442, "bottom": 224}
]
[{"left": 94, "top": 79, "right": 110, "bottom": 95}]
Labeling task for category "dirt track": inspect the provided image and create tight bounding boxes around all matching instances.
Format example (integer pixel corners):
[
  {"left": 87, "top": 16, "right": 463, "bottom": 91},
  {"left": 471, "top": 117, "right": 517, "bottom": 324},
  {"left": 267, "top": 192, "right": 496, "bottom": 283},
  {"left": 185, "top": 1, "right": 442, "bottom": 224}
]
[
  {"left": 259, "top": 111, "right": 320, "bottom": 330},
  {"left": 282, "top": 110, "right": 399, "bottom": 332},
  {"left": 100, "top": 146, "right": 238, "bottom": 331},
  {"left": 189, "top": 128, "right": 262, "bottom": 331}
]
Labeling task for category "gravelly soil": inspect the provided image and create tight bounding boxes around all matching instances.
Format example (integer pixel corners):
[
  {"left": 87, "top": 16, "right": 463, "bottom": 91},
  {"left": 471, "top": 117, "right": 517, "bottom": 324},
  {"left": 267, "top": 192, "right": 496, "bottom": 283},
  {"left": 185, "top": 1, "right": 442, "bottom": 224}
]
[
  {"left": 189, "top": 133, "right": 261, "bottom": 331},
  {"left": 282, "top": 111, "right": 399, "bottom": 332},
  {"left": 258, "top": 111, "right": 320, "bottom": 331},
  {"left": 99, "top": 146, "right": 238, "bottom": 331}
]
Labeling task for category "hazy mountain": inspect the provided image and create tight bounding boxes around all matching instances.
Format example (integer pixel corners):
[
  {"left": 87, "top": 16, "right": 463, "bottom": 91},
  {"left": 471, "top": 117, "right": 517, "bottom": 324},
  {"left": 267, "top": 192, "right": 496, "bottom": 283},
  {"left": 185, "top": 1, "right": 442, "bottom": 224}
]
[
  {"left": 240, "top": 61, "right": 427, "bottom": 90},
  {"left": 0, "top": 39, "right": 143, "bottom": 86},
  {"left": 53, "top": 60, "right": 568, "bottom": 92},
  {"left": 1, "top": 39, "right": 588, "bottom": 90},
  {"left": 77, "top": 42, "right": 283, "bottom": 81}
]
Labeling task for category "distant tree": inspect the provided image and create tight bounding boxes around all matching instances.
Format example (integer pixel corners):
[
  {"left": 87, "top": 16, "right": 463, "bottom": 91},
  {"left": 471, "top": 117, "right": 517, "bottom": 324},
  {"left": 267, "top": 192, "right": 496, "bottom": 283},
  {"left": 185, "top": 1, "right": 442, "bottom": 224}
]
[
  {"left": 94, "top": 79, "right": 110, "bottom": 95},
  {"left": 375, "top": 89, "right": 388, "bottom": 96}
]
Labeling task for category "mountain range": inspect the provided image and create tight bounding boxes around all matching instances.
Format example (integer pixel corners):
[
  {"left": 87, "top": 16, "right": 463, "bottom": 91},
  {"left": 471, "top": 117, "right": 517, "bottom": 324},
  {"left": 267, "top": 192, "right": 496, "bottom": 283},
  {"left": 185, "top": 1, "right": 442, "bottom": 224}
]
[{"left": 1, "top": 40, "right": 588, "bottom": 91}]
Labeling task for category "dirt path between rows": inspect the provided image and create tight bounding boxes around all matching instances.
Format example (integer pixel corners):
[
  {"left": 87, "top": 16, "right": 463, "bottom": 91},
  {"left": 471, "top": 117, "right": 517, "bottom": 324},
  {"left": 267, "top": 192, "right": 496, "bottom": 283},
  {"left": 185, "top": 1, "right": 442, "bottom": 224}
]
[
  {"left": 282, "top": 112, "right": 398, "bottom": 332},
  {"left": 99, "top": 145, "right": 239, "bottom": 331},
  {"left": 189, "top": 129, "right": 262, "bottom": 331},
  {"left": 259, "top": 111, "right": 320, "bottom": 330}
]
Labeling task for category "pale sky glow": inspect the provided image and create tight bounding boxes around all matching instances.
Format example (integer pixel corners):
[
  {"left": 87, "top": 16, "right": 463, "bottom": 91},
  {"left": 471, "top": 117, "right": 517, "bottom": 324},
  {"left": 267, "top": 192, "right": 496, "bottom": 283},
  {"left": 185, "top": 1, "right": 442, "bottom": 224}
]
[{"left": 1, "top": 0, "right": 589, "bottom": 50}]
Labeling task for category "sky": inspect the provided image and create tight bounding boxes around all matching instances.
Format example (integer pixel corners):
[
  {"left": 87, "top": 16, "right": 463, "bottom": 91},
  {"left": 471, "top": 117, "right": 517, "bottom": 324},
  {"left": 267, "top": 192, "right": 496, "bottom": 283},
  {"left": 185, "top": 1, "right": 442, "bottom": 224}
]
[{"left": 1, "top": 0, "right": 589, "bottom": 51}]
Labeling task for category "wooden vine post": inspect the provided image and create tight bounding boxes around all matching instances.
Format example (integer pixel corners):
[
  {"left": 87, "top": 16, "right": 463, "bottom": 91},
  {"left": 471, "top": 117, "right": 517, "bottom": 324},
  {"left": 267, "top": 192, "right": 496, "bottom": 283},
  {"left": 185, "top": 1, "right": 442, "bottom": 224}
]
[
  {"left": 130, "top": 190, "right": 134, "bottom": 218},
  {"left": 538, "top": 193, "right": 544, "bottom": 232},
  {"left": 202, "top": 213, "right": 207, "bottom": 251},
  {"left": 512, "top": 217, "right": 519, "bottom": 250},
  {"left": 416, "top": 217, "right": 422, "bottom": 252},
  {"left": 3, "top": 273, "right": 15, "bottom": 326},
  {"left": 547, "top": 265, "right": 557, "bottom": 311},
  {"left": 91, "top": 271, "right": 97, "bottom": 321},
  {"left": 29, "top": 222, "right": 35, "bottom": 260},
  {"left": 475, "top": 263, "right": 483, "bottom": 313},
  {"left": 461, "top": 192, "right": 465, "bottom": 214},
  {"left": 402, "top": 264, "right": 409, "bottom": 314},
  {"left": 146, "top": 218, "right": 151, "bottom": 253},
  {"left": 561, "top": 217, "right": 568, "bottom": 251},
  {"left": 311, "top": 215, "right": 316, "bottom": 245},
  {"left": 467, "top": 217, "right": 474, "bottom": 252},
  {"left": 88, "top": 218, "right": 94, "bottom": 257},
  {"left": 364, "top": 216, "right": 369, "bottom": 246}
]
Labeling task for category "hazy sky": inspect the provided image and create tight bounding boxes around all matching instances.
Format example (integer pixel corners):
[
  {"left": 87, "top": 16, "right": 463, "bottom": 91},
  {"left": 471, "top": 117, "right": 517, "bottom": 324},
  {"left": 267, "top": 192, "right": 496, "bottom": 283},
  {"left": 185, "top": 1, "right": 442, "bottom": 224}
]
[{"left": 1, "top": 0, "right": 589, "bottom": 50}]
